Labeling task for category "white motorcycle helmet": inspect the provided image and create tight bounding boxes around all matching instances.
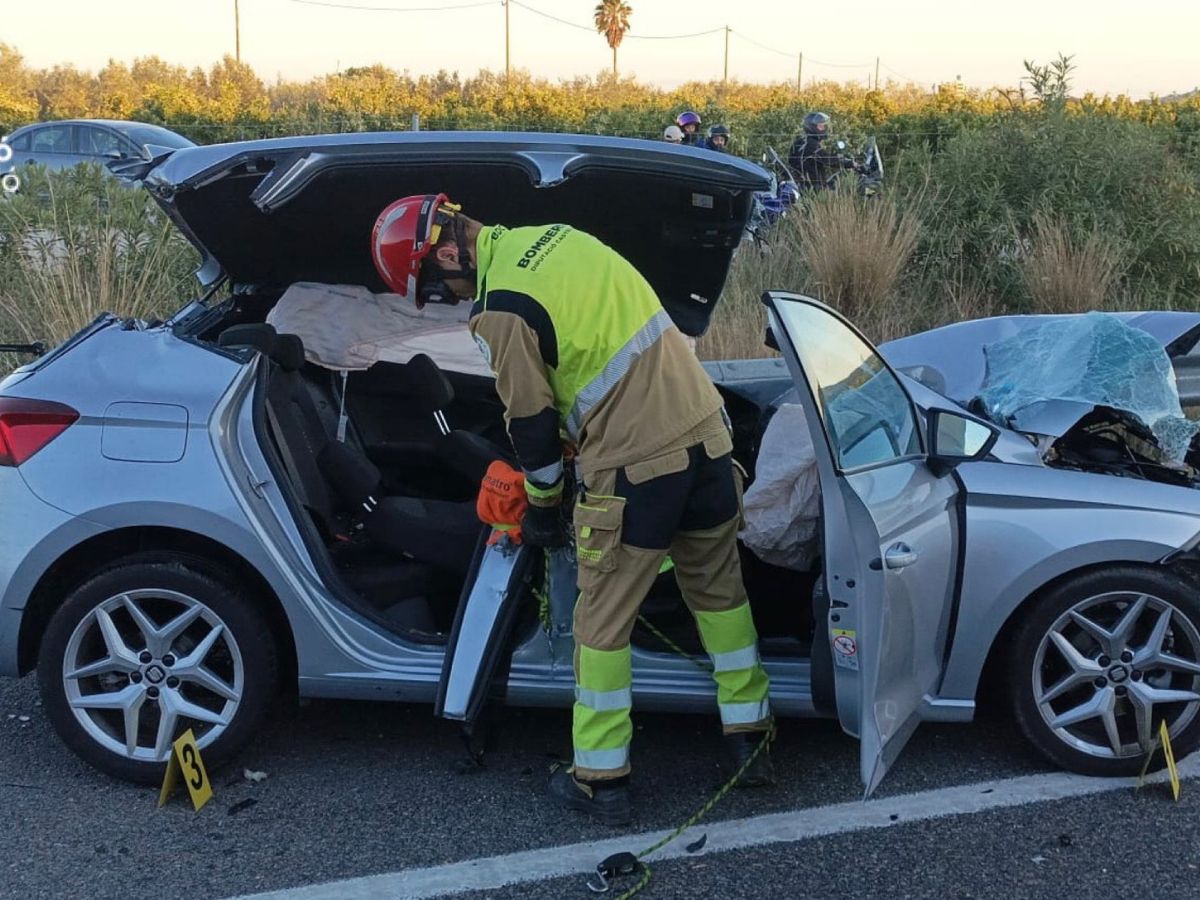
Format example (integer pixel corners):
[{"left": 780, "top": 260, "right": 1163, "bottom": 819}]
[{"left": 663, "top": 125, "right": 684, "bottom": 143}]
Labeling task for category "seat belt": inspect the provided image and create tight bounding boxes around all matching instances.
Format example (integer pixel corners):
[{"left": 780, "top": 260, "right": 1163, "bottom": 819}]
[{"left": 336, "top": 371, "right": 350, "bottom": 443}]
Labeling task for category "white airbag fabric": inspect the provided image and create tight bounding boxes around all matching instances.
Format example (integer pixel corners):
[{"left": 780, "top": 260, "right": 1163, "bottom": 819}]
[
  {"left": 266, "top": 282, "right": 490, "bottom": 376},
  {"left": 739, "top": 403, "right": 821, "bottom": 571}
]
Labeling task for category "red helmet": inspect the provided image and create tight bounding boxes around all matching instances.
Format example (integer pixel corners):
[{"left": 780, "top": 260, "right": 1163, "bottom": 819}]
[{"left": 370, "top": 193, "right": 463, "bottom": 306}]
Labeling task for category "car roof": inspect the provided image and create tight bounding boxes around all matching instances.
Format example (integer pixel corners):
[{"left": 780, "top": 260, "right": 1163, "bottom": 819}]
[{"left": 11, "top": 119, "right": 179, "bottom": 134}]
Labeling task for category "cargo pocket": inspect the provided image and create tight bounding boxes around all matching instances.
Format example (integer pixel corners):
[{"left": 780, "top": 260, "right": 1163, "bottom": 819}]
[
  {"left": 574, "top": 497, "right": 626, "bottom": 591},
  {"left": 623, "top": 448, "right": 690, "bottom": 486}
]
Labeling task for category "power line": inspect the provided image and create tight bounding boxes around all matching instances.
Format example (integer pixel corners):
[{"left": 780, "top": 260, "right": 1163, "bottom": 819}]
[
  {"left": 728, "top": 29, "right": 872, "bottom": 78},
  {"left": 290, "top": 0, "right": 497, "bottom": 12},
  {"left": 508, "top": 0, "right": 722, "bottom": 40},
  {"left": 730, "top": 30, "right": 794, "bottom": 59},
  {"left": 880, "top": 63, "right": 919, "bottom": 83}
]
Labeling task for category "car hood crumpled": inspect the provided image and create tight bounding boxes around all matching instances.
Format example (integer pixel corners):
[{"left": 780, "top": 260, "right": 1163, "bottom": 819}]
[
  {"left": 137, "top": 131, "right": 771, "bottom": 336},
  {"left": 882, "top": 310, "right": 1200, "bottom": 479}
]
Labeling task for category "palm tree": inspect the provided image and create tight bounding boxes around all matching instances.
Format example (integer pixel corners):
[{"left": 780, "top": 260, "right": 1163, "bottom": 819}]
[{"left": 594, "top": 0, "right": 632, "bottom": 77}]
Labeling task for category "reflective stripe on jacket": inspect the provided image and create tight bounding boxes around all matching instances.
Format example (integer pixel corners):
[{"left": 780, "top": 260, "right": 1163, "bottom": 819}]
[{"left": 468, "top": 224, "right": 722, "bottom": 493}]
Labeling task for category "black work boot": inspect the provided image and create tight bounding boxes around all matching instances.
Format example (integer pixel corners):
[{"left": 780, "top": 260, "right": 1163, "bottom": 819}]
[
  {"left": 546, "top": 765, "right": 632, "bottom": 826},
  {"left": 722, "top": 731, "right": 776, "bottom": 788}
]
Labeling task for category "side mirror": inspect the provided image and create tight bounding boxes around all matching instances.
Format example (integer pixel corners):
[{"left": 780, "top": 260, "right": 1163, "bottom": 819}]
[
  {"left": 926, "top": 408, "right": 999, "bottom": 476},
  {"left": 764, "top": 324, "right": 780, "bottom": 352}
]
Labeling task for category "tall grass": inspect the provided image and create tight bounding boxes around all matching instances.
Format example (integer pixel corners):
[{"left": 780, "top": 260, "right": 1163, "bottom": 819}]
[
  {"left": 0, "top": 165, "right": 199, "bottom": 368},
  {"left": 1020, "top": 214, "right": 1126, "bottom": 313},
  {"left": 699, "top": 190, "right": 920, "bottom": 358}
]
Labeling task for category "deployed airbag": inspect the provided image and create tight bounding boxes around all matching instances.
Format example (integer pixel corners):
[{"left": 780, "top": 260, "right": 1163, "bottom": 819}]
[
  {"left": 266, "top": 282, "right": 491, "bottom": 376},
  {"left": 977, "top": 313, "right": 1200, "bottom": 463},
  {"left": 739, "top": 403, "right": 821, "bottom": 571}
]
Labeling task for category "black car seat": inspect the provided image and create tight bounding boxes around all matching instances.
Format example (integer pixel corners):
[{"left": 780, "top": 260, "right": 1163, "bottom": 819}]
[
  {"left": 219, "top": 324, "right": 450, "bottom": 632},
  {"left": 219, "top": 324, "right": 504, "bottom": 575}
]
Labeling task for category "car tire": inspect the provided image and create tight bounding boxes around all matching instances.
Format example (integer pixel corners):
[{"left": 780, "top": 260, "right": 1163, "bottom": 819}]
[
  {"left": 38, "top": 556, "right": 278, "bottom": 784},
  {"left": 1010, "top": 566, "right": 1200, "bottom": 777}
]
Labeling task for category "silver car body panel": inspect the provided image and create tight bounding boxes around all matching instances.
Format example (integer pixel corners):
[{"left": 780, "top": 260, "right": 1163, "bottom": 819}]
[{"left": 766, "top": 293, "right": 960, "bottom": 794}]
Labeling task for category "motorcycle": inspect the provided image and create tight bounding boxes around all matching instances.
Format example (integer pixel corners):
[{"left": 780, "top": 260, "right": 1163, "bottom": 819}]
[
  {"left": 745, "top": 146, "right": 803, "bottom": 250},
  {"left": 744, "top": 137, "right": 885, "bottom": 250}
]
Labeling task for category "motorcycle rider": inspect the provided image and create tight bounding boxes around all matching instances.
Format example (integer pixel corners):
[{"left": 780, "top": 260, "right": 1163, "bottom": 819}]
[
  {"left": 676, "top": 110, "right": 704, "bottom": 146},
  {"left": 787, "top": 111, "right": 857, "bottom": 190},
  {"left": 370, "top": 194, "right": 775, "bottom": 826},
  {"left": 662, "top": 124, "right": 684, "bottom": 144},
  {"left": 705, "top": 124, "right": 731, "bottom": 153}
]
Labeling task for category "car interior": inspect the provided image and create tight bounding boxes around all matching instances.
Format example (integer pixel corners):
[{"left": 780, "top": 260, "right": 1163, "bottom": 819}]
[{"left": 205, "top": 295, "right": 818, "bottom": 662}]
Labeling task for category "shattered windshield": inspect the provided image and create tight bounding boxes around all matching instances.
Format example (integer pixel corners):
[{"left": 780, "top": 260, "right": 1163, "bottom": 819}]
[{"left": 977, "top": 312, "right": 1200, "bottom": 463}]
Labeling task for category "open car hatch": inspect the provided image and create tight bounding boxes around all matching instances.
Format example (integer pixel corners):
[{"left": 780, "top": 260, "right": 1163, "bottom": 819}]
[{"left": 141, "top": 132, "right": 770, "bottom": 336}]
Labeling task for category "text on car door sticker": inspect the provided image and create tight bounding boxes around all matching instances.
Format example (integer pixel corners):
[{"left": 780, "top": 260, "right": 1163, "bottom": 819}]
[{"left": 832, "top": 628, "right": 859, "bottom": 671}]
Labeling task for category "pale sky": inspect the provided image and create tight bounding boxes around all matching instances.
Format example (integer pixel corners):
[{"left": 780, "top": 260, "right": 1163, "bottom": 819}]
[{"left": 6, "top": 0, "right": 1199, "bottom": 97}]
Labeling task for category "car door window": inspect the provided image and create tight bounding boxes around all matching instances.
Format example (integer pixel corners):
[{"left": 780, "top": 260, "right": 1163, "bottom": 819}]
[
  {"left": 78, "top": 126, "right": 123, "bottom": 157},
  {"left": 6, "top": 132, "right": 31, "bottom": 151},
  {"left": 29, "top": 125, "right": 74, "bottom": 155},
  {"left": 772, "top": 301, "right": 921, "bottom": 470}
]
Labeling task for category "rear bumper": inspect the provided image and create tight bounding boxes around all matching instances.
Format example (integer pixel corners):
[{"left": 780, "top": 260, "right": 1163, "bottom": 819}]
[{"left": 0, "top": 468, "right": 104, "bottom": 677}]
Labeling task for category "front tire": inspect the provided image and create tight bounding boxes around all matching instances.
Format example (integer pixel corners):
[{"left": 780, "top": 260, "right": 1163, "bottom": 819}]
[
  {"left": 38, "top": 558, "right": 278, "bottom": 784},
  {"left": 1010, "top": 566, "right": 1200, "bottom": 777}
]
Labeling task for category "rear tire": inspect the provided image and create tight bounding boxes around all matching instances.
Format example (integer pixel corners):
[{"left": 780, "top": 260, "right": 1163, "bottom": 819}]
[
  {"left": 1010, "top": 566, "right": 1200, "bottom": 777},
  {"left": 38, "top": 557, "right": 278, "bottom": 784}
]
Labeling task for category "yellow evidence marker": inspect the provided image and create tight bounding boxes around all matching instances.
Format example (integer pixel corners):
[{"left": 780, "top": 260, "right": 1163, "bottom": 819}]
[
  {"left": 157, "top": 728, "right": 214, "bottom": 811},
  {"left": 1137, "top": 720, "right": 1182, "bottom": 802}
]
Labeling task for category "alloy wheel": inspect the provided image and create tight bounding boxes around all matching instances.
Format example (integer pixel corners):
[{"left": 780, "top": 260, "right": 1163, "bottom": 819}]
[
  {"left": 1033, "top": 590, "right": 1200, "bottom": 760},
  {"left": 61, "top": 589, "right": 244, "bottom": 762}
]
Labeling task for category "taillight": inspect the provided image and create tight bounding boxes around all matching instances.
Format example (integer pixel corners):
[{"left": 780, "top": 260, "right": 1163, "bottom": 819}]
[{"left": 0, "top": 397, "right": 79, "bottom": 466}]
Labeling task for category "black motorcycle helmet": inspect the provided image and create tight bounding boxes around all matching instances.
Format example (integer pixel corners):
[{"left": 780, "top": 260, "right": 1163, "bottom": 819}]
[
  {"left": 802, "top": 111, "right": 831, "bottom": 139},
  {"left": 708, "top": 124, "right": 730, "bottom": 138}
]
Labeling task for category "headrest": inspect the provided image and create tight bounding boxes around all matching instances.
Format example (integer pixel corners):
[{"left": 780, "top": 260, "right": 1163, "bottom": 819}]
[
  {"left": 218, "top": 323, "right": 278, "bottom": 355},
  {"left": 402, "top": 353, "right": 455, "bottom": 411},
  {"left": 272, "top": 333, "right": 307, "bottom": 372}
]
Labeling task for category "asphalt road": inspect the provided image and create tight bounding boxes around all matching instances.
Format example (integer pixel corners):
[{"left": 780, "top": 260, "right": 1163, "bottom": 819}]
[{"left": 2, "top": 672, "right": 1197, "bottom": 900}]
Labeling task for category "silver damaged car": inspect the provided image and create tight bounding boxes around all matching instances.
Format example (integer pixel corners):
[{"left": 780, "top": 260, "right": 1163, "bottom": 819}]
[{"left": 2, "top": 131, "right": 1199, "bottom": 794}]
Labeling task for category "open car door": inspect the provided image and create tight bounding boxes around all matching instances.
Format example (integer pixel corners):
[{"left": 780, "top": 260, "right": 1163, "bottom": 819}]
[{"left": 764, "top": 293, "right": 962, "bottom": 795}]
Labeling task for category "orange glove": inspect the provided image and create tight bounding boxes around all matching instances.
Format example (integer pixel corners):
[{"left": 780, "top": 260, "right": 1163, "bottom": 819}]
[{"left": 476, "top": 460, "right": 529, "bottom": 545}]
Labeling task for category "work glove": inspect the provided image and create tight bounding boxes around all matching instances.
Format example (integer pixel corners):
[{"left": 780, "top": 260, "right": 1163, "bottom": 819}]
[{"left": 522, "top": 503, "right": 568, "bottom": 549}]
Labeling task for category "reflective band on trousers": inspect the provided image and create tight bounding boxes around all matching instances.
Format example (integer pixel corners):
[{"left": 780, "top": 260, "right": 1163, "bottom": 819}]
[
  {"left": 574, "top": 745, "right": 630, "bottom": 771},
  {"left": 720, "top": 698, "right": 772, "bottom": 727},
  {"left": 525, "top": 459, "right": 563, "bottom": 485},
  {"left": 711, "top": 644, "right": 761, "bottom": 673},
  {"left": 566, "top": 309, "right": 673, "bottom": 438},
  {"left": 576, "top": 685, "right": 633, "bottom": 712}
]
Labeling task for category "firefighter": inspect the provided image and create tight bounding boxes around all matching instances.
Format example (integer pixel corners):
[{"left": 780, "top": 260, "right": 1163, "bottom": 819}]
[{"left": 371, "top": 195, "right": 774, "bottom": 826}]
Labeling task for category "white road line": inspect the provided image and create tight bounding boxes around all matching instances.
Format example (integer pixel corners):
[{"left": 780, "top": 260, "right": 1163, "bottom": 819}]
[{"left": 231, "top": 756, "right": 1199, "bottom": 900}]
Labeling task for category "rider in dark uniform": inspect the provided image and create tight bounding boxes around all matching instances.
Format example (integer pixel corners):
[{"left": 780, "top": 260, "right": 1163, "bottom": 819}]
[{"left": 787, "top": 112, "right": 857, "bottom": 189}]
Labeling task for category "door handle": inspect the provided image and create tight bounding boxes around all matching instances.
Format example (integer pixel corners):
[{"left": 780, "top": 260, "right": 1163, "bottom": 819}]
[{"left": 884, "top": 543, "right": 918, "bottom": 570}]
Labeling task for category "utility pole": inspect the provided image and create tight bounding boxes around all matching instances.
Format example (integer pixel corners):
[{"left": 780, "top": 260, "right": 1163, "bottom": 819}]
[
  {"left": 723, "top": 26, "right": 730, "bottom": 84},
  {"left": 875, "top": 56, "right": 880, "bottom": 90},
  {"left": 504, "top": 0, "right": 511, "bottom": 79},
  {"left": 797, "top": 52, "right": 802, "bottom": 91},
  {"left": 234, "top": 0, "right": 241, "bottom": 63}
]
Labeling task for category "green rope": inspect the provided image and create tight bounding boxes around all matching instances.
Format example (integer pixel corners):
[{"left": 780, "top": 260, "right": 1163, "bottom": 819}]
[
  {"left": 603, "top": 722, "right": 776, "bottom": 899},
  {"left": 635, "top": 614, "right": 713, "bottom": 675}
]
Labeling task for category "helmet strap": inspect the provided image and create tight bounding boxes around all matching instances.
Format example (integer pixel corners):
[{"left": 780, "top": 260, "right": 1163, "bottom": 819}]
[{"left": 418, "top": 217, "right": 477, "bottom": 305}]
